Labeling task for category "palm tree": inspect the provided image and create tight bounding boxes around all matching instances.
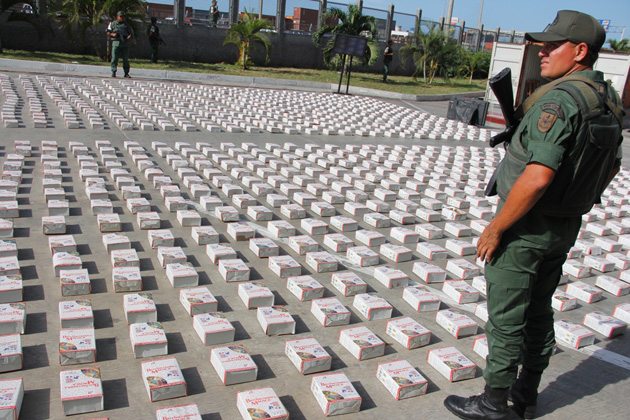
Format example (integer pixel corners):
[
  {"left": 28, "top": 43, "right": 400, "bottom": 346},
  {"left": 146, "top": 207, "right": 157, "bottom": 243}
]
[
  {"left": 56, "top": 0, "right": 146, "bottom": 60},
  {"left": 399, "top": 23, "right": 460, "bottom": 84},
  {"left": 0, "top": 0, "right": 47, "bottom": 54},
  {"left": 312, "top": 4, "right": 378, "bottom": 67},
  {"left": 223, "top": 10, "right": 272, "bottom": 70},
  {"left": 609, "top": 39, "right": 630, "bottom": 52},
  {"left": 459, "top": 50, "right": 490, "bottom": 84}
]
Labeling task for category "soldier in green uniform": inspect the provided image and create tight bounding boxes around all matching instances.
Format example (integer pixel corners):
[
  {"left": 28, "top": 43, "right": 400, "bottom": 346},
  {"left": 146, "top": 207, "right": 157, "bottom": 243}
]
[
  {"left": 147, "top": 17, "right": 161, "bottom": 64},
  {"left": 107, "top": 11, "right": 133, "bottom": 78},
  {"left": 444, "top": 10, "right": 624, "bottom": 420}
]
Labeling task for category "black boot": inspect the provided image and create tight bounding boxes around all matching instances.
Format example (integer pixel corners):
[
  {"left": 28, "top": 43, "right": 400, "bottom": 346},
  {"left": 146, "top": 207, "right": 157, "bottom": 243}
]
[
  {"left": 124, "top": 73, "right": 131, "bottom": 78},
  {"left": 510, "top": 369, "right": 542, "bottom": 419},
  {"left": 111, "top": 71, "right": 116, "bottom": 78},
  {"left": 444, "top": 385, "right": 510, "bottom": 420}
]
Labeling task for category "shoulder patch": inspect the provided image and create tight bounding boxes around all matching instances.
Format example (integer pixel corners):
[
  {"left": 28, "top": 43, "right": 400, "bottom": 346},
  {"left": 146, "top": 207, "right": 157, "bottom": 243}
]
[
  {"left": 541, "top": 103, "right": 565, "bottom": 120},
  {"left": 537, "top": 111, "right": 557, "bottom": 133}
]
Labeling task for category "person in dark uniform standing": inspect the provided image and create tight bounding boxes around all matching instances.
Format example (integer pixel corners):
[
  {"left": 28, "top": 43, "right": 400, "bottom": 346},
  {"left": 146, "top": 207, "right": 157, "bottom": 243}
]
[
  {"left": 383, "top": 39, "right": 394, "bottom": 83},
  {"left": 147, "top": 17, "right": 161, "bottom": 64},
  {"left": 107, "top": 11, "right": 133, "bottom": 78},
  {"left": 210, "top": 0, "right": 219, "bottom": 27},
  {"left": 444, "top": 10, "right": 624, "bottom": 420}
]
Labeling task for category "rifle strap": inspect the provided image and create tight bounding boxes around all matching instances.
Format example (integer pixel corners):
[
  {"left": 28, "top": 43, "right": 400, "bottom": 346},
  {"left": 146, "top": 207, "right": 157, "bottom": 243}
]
[{"left": 514, "top": 75, "right": 624, "bottom": 127}]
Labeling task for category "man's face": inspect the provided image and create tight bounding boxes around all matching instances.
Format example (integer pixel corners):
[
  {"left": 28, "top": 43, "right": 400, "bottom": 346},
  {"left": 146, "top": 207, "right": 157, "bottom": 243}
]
[
  {"left": 117, "top": 15, "right": 124, "bottom": 22},
  {"left": 538, "top": 40, "right": 582, "bottom": 80}
]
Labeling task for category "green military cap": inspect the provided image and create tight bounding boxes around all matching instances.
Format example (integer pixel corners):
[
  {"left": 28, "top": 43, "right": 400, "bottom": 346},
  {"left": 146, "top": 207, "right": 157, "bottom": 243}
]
[
  {"left": 525, "top": 10, "right": 606, "bottom": 53},
  {"left": 117, "top": 11, "right": 125, "bottom": 17}
]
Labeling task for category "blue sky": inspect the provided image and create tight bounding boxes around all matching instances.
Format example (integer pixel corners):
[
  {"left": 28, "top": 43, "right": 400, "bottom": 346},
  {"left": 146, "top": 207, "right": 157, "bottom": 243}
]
[{"left": 154, "top": 0, "right": 629, "bottom": 42}]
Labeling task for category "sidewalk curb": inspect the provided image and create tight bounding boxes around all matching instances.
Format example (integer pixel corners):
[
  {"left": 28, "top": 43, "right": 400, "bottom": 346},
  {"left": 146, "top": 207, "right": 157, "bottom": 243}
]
[{"left": 0, "top": 58, "right": 485, "bottom": 101}]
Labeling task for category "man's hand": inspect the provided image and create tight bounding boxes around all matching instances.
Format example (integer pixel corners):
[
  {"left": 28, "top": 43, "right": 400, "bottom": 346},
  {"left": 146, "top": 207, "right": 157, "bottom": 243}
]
[
  {"left": 126, "top": 35, "right": 131, "bottom": 40},
  {"left": 476, "top": 224, "right": 503, "bottom": 262}
]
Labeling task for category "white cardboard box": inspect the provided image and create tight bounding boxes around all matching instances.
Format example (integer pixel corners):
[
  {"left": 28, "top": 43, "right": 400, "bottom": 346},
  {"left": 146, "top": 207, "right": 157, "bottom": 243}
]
[
  {"left": 218, "top": 259, "right": 250, "bottom": 282},
  {"left": 346, "top": 246, "right": 379, "bottom": 267},
  {"left": 156, "top": 403, "right": 202, "bottom": 420},
  {"left": 110, "top": 249, "right": 140, "bottom": 268},
  {"left": 402, "top": 286, "right": 441, "bottom": 312},
  {"left": 137, "top": 212, "right": 161, "bottom": 230},
  {"left": 583, "top": 311, "right": 627, "bottom": 338},
  {"left": 436, "top": 309, "right": 478, "bottom": 338},
  {"left": 0, "top": 334, "right": 21, "bottom": 372},
  {"left": 206, "top": 243, "right": 237, "bottom": 264},
  {"left": 306, "top": 251, "right": 338, "bottom": 273},
  {"left": 238, "top": 282, "right": 274, "bottom": 309},
  {"left": 97, "top": 213, "right": 121, "bottom": 232},
  {"left": 148, "top": 230, "right": 175, "bottom": 249},
  {"left": 331, "top": 272, "right": 367, "bottom": 296},
  {"left": 443, "top": 280, "right": 480, "bottom": 304},
  {"left": 427, "top": 346, "right": 476, "bottom": 382},
  {"left": 613, "top": 302, "right": 630, "bottom": 323},
  {"left": 166, "top": 262, "right": 199, "bottom": 288},
  {"left": 554, "top": 319, "right": 596, "bottom": 348},
  {"left": 339, "top": 326, "right": 385, "bottom": 360},
  {"left": 179, "top": 287, "right": 217, "bottom": 315},
  {"left": 42, "top": 215, "right": 66, "bottom": 234},
  {"left": 157, "top": 247, "right": 187, "bottom": 268},
  {"left": 595, "top": 275, "right": 630, "bottom": 297},
  {"left": 60, "top": 367, "right": 103, "bottom": 415},
  {"left": 191, "top": 226, "right": 219, "bottom": 245},
  {"left": 565, "top": 281, "right": 603, "bottom": 304},
  {"left": 53, "top": 252, "right": 82, "bottom": 277},
  {"left": 386, "top": 316, "right": 431, "bottom": 349},
  {"left": 112, "top": 266, "right": 142, "bottom": 292},
  {"left": 0, "top": 378, "right": 23, "bottom": 419},
  {"left": 59, "top": 300, "right": 93, "bottom": 329},
  {"left": 257, "top": 306, "right": 296, "bottom": 335},
  {"left": 59, "top": 328, "right": 96, "bottom": 365},
  {"left": 141, "top": 357, "right": 187, "bottom": 401},
  {"left": 193, "top": 312, "right": 235, "bottom": 346},
  {"left": 323, "top": 233, "right": 355, "bottom": 252},
  {"left": 552, "top": 290, "right": 578, "bottom": 312},
  {"left": 227, "top": 223, "right": 255, "bottom": 241},
  {"left": 416, "top": 242, "right": 448, "bottom": 260},
  {"left": 376, "top": 359, "right": 428, "bottom": 400},
  {"left": 285, "top": 337, "right": 332, "bottom": 374},
  {"left": 236, "top": 387, "right": 288, "bottom": 420},
  {"left": 210, "top": 344, "right": 257, "bottom": 385},
  {"left": 0, "top": 274, "right": 22, "bottom": 303},
  {"left": 268, "top": 256, "right": 301, "bottom": 278},
  {"left": 287, "top": 275, "right": 325, "bottom": 301},
  {"left": 288, "top": 235, "right": 319, "bottom": 255},
  {"left": 352, "top": 293, "right": 393, "bottom": 320},
  {"left": 123, "top": 293, "right": 157, "bottom": 324},
  {"left": 412, "top": 262, "right": 446, "bottom": 283},
  {"left": 473, "top": 335, "right": 489, "bottom": 359},
  {"left": 49, "top": 235, "right": 77, "bottom": 255},
  {"left": 130, "top": 322, "right": 168, "bottom": 358},
  {"left": 310, "top": 372, "right": 361, "bottom": 416},
  {"left": 446, "top": 259, "right": 481, "bottom": 279},
  {"left": 373, "top": 265, "right": 409, "bottom": 289},
  {"left": 249, "top": 238, "right": 279, "bottom": 258},
  {"left": 310, "top": 297, "right": 351, "bottom": 327}
]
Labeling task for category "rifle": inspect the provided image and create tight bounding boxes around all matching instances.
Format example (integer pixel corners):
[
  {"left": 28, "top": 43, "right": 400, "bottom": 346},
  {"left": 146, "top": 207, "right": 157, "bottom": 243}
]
[{"left": 488, "top": 67, "right": 520, "bottom": 148}]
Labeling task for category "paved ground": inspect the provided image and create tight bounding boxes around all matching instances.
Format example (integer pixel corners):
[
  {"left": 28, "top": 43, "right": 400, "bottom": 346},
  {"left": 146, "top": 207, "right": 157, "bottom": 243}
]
[{"left": 0, "top": 63, "right": 629, "bottom": 420}]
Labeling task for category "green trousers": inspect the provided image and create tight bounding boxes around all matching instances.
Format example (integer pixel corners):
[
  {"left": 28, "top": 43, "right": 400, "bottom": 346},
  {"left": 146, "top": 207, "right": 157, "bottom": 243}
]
[
  {"left": 383, "top": 61, "right": 391, "bottom": 81},
  {"left": 150, "top": 41, "right": 159, "bottom": 63},
  {"left": 111, "top": 42, "right": 130, "bottom": 74},
  {"left": 483, "top": 218, "right": 580, "bottom": 388}
]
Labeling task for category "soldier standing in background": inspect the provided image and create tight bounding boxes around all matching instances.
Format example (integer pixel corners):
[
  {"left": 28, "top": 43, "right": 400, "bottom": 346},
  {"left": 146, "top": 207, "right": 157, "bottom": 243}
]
[
  {"left": 210, "top": 0, "right": 219, "bottom": 27},
  {"left": 147, "top": 17, "right": 161, "bottom": 64},
  {"left": 107, "top": 11, "right": 133, "bottom": 78}
]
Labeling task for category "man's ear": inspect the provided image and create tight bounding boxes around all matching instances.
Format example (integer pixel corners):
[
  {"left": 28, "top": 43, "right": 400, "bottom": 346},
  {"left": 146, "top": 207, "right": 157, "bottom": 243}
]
[{"left": 575, "top": 42, "right": 589, "bottom": 62}]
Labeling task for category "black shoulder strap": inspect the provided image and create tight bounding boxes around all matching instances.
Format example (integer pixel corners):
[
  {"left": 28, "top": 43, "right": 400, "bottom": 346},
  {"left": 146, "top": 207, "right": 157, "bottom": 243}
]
[{"left": 516, "top": 75, "right": 624, "bottom": 127}]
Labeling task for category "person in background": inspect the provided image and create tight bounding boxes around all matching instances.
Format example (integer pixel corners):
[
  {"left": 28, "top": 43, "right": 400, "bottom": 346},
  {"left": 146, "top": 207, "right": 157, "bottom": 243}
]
[
  {"left": 383, "top": 40, "right": 394, "bottom": 83},
  {"left": 443, "top": 10, "right": 623, "bottom": 420},
  {"left": 107, "top": 11, "right": 133, "bottom": 78},
  {"left": 210, "top": 0, "right": 219, "bottom": 27},
  {"left": 147, "top": 17, "right": 161, "bottom": 64}
]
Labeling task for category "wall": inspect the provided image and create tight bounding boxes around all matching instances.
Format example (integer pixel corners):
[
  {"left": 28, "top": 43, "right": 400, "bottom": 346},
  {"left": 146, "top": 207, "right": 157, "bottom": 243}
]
[{"left": 0, "top": 19, "right": 412, "bottom": 76}]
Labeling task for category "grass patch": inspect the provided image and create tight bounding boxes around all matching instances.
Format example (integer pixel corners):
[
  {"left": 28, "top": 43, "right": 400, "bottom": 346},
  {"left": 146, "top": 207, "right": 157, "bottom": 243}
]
[{"left": 1, "top": 49, "right": 487, "bottom": 95}]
